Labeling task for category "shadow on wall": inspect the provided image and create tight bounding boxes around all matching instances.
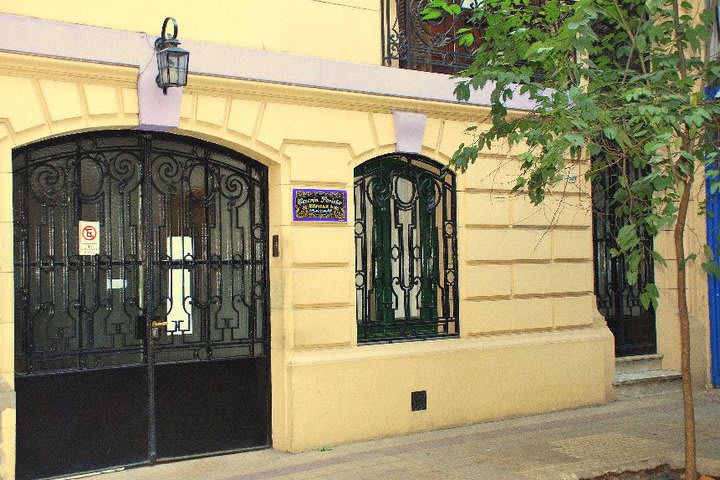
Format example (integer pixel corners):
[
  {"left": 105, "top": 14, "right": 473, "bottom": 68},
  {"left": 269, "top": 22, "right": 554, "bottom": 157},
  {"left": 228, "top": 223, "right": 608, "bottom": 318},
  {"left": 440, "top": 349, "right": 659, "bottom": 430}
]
[{"left": 0, "top": 374, "right": 15, "bottom": 480}]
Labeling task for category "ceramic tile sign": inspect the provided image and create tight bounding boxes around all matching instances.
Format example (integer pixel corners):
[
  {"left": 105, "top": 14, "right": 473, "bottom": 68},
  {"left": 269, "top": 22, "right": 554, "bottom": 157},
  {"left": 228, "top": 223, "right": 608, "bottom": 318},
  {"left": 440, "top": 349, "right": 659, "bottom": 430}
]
[
  {"left": 293, "top": 189, "right": 347, "bottom": 222},
  {"left": 78, "top": 221, "right": 100, "bottom": 255}
]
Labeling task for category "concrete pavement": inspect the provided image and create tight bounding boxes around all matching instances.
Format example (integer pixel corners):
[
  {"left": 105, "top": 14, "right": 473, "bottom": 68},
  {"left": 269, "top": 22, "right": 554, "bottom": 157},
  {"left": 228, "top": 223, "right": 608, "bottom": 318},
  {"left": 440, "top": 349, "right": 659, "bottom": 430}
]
[{"left": 93, "top": 390, "right": 720, "bottom": 480}]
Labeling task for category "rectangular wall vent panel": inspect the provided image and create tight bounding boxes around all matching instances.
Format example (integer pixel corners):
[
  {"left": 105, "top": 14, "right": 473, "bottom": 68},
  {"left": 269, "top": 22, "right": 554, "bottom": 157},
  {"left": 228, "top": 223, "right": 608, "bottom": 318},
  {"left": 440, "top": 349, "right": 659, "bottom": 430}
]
[{"left": 411, "top": 390, "right": 427, "bottom": 411}]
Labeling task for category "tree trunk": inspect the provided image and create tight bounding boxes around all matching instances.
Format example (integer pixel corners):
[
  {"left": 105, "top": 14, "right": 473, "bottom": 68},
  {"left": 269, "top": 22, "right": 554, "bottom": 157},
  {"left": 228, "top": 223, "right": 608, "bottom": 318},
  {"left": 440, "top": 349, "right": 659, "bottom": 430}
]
[{"left": 674, "top": 178, "right": 697, "bottom": 480}]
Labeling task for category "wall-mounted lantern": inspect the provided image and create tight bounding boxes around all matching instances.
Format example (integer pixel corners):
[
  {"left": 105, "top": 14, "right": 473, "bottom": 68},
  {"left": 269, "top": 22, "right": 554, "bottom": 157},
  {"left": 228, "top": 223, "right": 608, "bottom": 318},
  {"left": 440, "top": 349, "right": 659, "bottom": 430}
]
[{"left": 155, "top": 17, "right": 189, "bottom": 94}]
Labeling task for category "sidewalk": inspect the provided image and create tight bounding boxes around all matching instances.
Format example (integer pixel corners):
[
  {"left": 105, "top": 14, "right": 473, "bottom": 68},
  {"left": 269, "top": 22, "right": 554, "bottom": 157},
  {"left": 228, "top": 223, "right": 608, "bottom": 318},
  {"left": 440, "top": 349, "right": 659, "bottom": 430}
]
[{"left": 98, "top": 390, "right": 720, "bottom": 480}]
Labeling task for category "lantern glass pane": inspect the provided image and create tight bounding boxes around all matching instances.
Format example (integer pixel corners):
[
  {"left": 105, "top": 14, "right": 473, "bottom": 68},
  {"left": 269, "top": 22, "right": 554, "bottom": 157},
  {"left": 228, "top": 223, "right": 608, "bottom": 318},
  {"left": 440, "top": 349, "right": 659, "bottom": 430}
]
[
  {"left": 178, "top": 53, "right": 189, "bottom": 85},
  {"left": 161, "top": 67, "right": 171, "bottom": 86},
  {"left": 157, "top": 50, "right": 171, "bottom": 85},
  {"left": 168, "top": 53, "right": 180, "bottom": 85},
  {"left": 156, "top": 46, "right": 189, "bottom": 89}
]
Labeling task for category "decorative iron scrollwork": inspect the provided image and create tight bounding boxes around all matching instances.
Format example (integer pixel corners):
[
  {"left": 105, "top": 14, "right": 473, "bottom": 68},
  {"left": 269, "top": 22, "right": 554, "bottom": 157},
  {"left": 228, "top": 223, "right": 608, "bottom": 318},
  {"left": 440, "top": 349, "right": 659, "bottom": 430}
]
[
  {"left": 14, "top": 131, "right": 269, "bottom": 375},
  {"left": 382, "top": 0, "right": 481, "bottom": 73},
  {"left": 354, "top": 154, "right": 458, "bottom": 342}
]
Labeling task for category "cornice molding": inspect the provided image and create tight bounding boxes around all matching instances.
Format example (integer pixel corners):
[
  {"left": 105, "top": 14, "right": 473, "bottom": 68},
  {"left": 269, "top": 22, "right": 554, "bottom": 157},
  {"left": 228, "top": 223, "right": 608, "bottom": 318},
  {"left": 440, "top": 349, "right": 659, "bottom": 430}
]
[
  {"left": 0, "top": 52, "right": 136, "bottom": 85},
  {"left": 184, "top": 74, "right": 499, "bottom": 122},
  {"left": 0, "top": 12, "right": 534, "bottom": 116}
]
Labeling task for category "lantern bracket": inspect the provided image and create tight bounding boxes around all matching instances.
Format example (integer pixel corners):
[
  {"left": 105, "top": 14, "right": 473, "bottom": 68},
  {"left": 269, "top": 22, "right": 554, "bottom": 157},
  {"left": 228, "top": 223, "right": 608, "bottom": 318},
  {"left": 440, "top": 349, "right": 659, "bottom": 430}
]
[{"left": 155, "top": 17, "right": 180, "bottom": 50}]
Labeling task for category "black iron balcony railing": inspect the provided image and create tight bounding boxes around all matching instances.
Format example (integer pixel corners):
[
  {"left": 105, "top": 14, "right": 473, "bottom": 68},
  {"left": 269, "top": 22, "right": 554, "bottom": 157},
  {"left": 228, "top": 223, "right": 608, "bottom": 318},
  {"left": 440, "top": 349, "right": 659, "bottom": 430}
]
[{"left": 382, "top": 0, "right": 481, "bottom": 74}]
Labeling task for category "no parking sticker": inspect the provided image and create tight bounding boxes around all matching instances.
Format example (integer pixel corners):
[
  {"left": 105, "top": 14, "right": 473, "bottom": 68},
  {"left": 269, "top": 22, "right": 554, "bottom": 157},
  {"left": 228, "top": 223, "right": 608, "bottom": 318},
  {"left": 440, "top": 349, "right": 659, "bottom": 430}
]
[{"left": 78, "top": 221, "right": 100, "bottom": 255}]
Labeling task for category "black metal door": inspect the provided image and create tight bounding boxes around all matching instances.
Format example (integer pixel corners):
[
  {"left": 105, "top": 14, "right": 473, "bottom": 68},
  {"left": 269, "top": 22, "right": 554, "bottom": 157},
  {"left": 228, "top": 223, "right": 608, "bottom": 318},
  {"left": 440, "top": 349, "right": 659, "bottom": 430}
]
[
  {"left": 592, "top": 163, "right": 656, "bottom": 357},
  {"left": 13, "top": 132, "right": 270, "bottom": 480}
]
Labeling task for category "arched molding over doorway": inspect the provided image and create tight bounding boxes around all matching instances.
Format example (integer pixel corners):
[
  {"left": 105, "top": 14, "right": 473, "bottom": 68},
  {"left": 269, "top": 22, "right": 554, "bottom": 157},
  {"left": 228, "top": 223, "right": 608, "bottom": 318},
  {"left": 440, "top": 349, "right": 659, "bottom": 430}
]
[
  {"left": 10, "top": 129, "right": 274, "bottom": 479},
  {"left": 0, "top": 53, "right": 286, "bottom": 475}
]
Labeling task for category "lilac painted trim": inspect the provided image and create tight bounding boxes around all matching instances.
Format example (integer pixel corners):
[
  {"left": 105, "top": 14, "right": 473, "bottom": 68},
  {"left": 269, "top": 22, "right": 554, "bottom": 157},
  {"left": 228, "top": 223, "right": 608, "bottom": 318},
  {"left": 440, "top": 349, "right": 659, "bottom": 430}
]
[
  {"left": 0, "top": 12, "right": 536, "bottom": 111},
  {"left": 183, "top": 39, "right": 536, "bottom": 110},
  {"left": 137, "top": 40, "right": 183, "bottom": 131},
  {"left": 293, "top": 189, "right": 348, "bottom": 223},
  {"left": 0, "top": 13, "right": 147, "bottom": 66},
  {"left": 392, "top": 111, "right": 426, "bottom": 153}
]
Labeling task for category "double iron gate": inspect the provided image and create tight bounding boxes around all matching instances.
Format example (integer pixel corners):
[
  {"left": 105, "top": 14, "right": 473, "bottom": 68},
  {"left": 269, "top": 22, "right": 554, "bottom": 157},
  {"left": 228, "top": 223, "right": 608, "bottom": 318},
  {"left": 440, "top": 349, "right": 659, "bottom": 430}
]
[{"left": 13, "top": 131, "right": 270, "bottom": 479}]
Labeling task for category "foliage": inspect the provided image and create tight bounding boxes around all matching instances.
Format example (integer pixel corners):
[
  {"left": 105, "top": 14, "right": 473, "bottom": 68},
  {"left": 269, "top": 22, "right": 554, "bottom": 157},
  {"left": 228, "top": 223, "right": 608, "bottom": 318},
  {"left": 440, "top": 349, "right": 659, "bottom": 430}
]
[{"left": 423, "top": 0, "right": 720, "bottom": 307}]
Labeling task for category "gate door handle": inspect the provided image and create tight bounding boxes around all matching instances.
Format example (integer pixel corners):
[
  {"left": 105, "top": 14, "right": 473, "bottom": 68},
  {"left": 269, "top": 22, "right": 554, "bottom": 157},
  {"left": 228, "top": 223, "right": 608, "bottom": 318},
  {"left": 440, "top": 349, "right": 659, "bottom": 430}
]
[{"left": 151, "top": 320, "right": 168, "bottom": 328}]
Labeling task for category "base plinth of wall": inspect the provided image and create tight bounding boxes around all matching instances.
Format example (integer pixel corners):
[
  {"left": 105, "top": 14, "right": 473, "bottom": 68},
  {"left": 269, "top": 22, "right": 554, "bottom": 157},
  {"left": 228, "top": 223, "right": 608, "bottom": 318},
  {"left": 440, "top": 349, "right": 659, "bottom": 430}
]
[{"left": 282, "top": 323, "right": 614, "bottom": 452}]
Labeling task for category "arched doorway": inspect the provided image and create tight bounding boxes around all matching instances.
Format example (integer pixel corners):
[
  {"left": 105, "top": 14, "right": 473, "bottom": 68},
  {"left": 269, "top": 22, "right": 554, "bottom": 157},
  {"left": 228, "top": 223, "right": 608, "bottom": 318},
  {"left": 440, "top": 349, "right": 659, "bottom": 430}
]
[
  {"left": 592, "top": 162, "right": 656, "bottom": 357},
  {"left": 13, "top": 131, "right": 271, "bottom": 479}
]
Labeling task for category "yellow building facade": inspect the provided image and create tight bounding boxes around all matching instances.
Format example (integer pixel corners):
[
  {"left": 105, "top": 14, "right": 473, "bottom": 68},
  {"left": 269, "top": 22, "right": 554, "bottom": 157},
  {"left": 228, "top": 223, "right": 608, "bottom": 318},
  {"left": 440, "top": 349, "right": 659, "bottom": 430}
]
[{"left": 0, "top": 2, "right": 713, "bottom": 479}]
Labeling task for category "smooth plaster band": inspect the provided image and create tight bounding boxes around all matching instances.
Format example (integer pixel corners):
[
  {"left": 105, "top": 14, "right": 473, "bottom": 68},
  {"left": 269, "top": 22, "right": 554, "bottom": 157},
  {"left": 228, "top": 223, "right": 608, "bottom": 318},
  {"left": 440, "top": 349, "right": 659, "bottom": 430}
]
[{"left": 0, "top": 12, "right": 536, "bottom": 112}]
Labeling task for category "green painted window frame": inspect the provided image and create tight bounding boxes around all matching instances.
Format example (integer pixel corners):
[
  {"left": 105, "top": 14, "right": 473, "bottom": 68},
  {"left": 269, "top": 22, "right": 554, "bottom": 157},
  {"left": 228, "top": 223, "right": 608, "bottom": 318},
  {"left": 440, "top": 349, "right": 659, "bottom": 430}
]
[{"left": 354, "top": 154, "right": 458, "bottom": 342}]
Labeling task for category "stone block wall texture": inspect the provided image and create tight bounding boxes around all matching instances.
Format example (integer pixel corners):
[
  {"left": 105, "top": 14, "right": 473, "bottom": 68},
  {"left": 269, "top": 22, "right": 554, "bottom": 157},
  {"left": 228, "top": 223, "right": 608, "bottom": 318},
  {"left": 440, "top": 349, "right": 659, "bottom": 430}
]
[{"left": 0, "top": 40, "right": 709, "bottom": 475}]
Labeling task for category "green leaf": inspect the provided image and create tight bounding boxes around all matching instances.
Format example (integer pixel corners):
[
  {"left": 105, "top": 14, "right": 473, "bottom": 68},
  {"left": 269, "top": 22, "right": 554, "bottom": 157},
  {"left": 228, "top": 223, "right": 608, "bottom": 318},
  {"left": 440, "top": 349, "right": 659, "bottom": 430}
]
[
  {"left": 454, "top": 82, "right": 471, "bottom": 101},
  {"left": 702, "top": 245, "right": 720, "bottom": 279},
  {"left": 602, "top": 127, "right": 617, "bottom": 140},
  {"left": 636, "top": 35, "right": 646, "bottom": 52},
  {"left": 446, "top": 4, "right": 461, "bottom": 15},
  {"left": 681, "top": 253, "right": 698, "bottom": 269},
  {"left": 564, "top": 133, "right": 584, "bottom": 147},
  {"left": 640, "top": 284, "right": 659, "bottom": 310},
  {"left": 513, "top": 176, "right": 527, "bottom": 191},
  {"left": 421, "top": 8, "right": 443, "bottom": 20},
  {"left": 459, "top": 33, "right": 474, "bottom": 47},
  {"left": 616, "top": 225, "right": 639, "bottom": 252},
  {"left": 652, "top": 251, "right": 668, "bottom": 268}
]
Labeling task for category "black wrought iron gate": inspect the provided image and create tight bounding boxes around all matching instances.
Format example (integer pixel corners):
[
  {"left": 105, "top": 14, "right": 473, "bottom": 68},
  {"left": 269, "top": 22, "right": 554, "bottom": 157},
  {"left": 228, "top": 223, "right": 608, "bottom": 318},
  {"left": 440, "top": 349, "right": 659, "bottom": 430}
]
[
  {"left": 13, "top": 131, "right": 270, "bottom": 480},
  {"left": 592, "top": 163, "right": 656, "bottom": 357}
]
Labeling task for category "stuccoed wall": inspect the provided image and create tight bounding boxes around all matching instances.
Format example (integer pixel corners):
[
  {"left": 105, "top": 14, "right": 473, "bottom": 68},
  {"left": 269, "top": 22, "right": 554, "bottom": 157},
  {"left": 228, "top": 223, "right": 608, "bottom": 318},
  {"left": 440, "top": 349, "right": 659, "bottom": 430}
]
[
  {"left": 0, "top": 0, "right": 711, "bottom": 398},
  {"left": 654, "top": 193, "right": 711, "bottom": 386},
  {"left": 177, "top": 73, "right": 616, "bottom": 453},
  {"left": 0, "top": 3, "right": 713, "bottom": 479},
  {"left": 0, "top": 51, "right": 616, "bottom": 478},
  {"left": 0, "top": 0, "right": 381, "bottom": 65}
]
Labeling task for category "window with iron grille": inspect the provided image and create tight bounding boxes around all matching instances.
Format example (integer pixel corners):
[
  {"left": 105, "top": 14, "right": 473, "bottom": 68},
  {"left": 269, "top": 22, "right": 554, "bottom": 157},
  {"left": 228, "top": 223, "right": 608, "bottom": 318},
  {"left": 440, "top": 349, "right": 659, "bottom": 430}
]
[
  {"left": 382, "top": 1, "right": 581, "bottom": 76},
  {"left": 354, "top": 154, "right": 458, "bottom": 342},
  {"left": 382, "top": 0, "right": 481, "bottom": 74}
]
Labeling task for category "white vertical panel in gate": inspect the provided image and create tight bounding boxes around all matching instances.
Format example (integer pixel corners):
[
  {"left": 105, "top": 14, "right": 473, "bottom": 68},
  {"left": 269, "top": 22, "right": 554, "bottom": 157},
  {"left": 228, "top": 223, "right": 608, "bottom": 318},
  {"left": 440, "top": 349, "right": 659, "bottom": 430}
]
[{"left": 167, "top": 236, "right": 193, "bottom": 335}]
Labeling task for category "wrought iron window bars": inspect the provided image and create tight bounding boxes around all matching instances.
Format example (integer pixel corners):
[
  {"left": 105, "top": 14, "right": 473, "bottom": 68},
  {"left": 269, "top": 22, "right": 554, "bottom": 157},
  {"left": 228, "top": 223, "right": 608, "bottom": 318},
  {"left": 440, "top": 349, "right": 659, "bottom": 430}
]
[
  {"left": 354, "top": 154, "right": 459, "bottom": 342},
  {"left": 382, "top": 0, "right": 482, "bottom": 74}
]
